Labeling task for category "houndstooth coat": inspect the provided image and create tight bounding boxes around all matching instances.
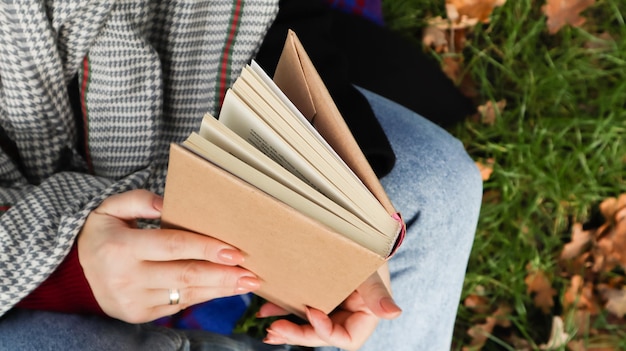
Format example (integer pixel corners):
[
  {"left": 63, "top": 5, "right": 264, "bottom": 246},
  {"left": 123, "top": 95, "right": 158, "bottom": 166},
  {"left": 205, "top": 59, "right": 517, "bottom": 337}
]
[{"left": 0, "top": 0, "right": 279, "bottom": 317}]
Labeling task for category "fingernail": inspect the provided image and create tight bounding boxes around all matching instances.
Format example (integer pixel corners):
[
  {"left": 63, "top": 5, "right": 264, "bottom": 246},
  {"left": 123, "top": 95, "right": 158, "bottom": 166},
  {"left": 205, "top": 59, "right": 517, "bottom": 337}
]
[
  {"left": 264, "top": 329, "right": 286, "bottom": 344},
  {"left": 152, "top": 196, "right": 163, "bottom": 212},
  {"left": 255, "top": 310, "right": 267, "bottom": 318},
  {"left": 380, "top": 297, "right": 402, "bottom": 315},
  {"left": 217, "top": 249, "right": 244, "bottom": 264},
  {"left": 235, "top": 276, "right": 261, "bottom": 293}
]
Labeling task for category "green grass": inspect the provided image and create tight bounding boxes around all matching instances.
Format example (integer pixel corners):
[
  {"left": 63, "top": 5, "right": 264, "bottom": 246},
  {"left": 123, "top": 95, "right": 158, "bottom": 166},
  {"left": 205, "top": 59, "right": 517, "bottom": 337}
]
[{"left": 383, "top": 0, "right": 626, "bottom": 348}]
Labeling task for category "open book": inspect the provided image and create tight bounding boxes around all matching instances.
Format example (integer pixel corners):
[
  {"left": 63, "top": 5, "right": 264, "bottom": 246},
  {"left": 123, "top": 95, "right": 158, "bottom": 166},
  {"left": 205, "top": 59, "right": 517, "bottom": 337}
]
[{"left": 162, "top": 30, "right": 405, "bottom": 317}]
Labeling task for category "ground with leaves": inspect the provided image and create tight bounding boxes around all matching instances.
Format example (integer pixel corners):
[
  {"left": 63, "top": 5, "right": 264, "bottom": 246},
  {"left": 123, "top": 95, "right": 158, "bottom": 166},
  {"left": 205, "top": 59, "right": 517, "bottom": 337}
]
[{"left": 383, "top": 0, "right": 626, "bottom": 350}]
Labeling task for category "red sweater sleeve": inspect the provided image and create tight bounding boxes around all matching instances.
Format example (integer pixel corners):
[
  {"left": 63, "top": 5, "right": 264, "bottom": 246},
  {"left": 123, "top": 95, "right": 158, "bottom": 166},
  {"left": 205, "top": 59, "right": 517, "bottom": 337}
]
[{"left": 16, "top": 243, "right": 105, "bottom": 315}]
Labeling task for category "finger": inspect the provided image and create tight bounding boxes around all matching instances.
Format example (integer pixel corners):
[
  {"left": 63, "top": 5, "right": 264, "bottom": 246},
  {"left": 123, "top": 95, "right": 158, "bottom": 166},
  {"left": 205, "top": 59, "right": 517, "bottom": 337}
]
[
  {"left": 126, "top": 281, "right": 263, "bottom": 324},
  {"left": 128, "top": 228, "right": 245, "bottom": 265},
  {"left": 264, "top": 318, "right": 328, "bottom": 348},
  {"left": 256, "top": 301, "right": 290, "bottom": 318},
  {"left": 145, "top": 283, "right": 259, "bottom": 310},
  {"left": 138, "top": 260, "right": 260, "bottom": 291},
  {"left": 305, "top": 307, "right": 377, "bottom": 351},
  {"left": 95, "top": 189, "right": 163, "bottom": 220},
  {"left": 357, "top": 272, "right": 402, "bottom": 319},
  {"left": 264, "top": 308, "right": 359, "bottom": 349}
]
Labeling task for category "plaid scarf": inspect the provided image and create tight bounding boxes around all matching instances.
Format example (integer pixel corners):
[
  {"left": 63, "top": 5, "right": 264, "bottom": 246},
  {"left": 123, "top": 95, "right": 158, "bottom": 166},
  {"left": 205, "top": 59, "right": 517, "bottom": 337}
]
[{"left": 0, "top": 0, "right": 278, "bottom": 329}]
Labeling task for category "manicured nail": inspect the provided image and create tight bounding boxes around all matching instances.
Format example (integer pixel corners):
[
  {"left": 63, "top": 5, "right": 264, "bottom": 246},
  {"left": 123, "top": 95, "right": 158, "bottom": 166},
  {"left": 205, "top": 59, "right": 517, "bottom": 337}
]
[
  {"left": 255, "top": 310, "right": 267, "bottom": 318},
  {"left": 380, "top": 297, "right": 402, "bottom": 315},
  {"left": 235, "top": 276, "right": 260, "bottom": 293},
  {"left": 152, "top": 196, "right": 163, "bottom": 212},
  {"left": 217, "top": 249, "right": 244, "bottom": 264},
  {"left": 264, "top": 329, "right": 286, "bottom": 344}
]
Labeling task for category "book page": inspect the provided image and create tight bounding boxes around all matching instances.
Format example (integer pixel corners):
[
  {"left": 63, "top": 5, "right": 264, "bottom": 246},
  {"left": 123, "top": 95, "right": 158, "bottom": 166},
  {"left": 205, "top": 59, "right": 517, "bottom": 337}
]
[
  {"left": 250, "top": 61, "right": 346, "bottom": 170},
  {"left": 182, "top": 133, "right": 391, "bottom": 256},
  {"left": 219, "top": 91, "right": 321, "bottom": 190},
  {"left": 228, "top": 70, "right": 397, "bottom": 236},
  {"left": 198, "top": 114, "right": 383, "bottom": 239},
  {"left": 219, "top": 89, "right": 395, "bottom": 235}
]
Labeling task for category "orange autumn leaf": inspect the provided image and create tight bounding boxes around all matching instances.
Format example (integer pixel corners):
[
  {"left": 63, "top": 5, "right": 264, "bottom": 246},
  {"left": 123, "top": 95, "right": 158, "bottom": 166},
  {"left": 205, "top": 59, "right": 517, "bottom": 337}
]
[
  {"left": 447, "top": 0, "right": 506, "bottom": 23},
  {"left": 560, "top": 223, "right": 592, "bottom": 260},
  {"left": 563, "top": 275, "right": 585, "bottom": 309},
  {"left": 425, "top": 16, "right": 474, "bottom": 53},
  {"left": 473, "top": 99, "right": 506, "bottom": 125},
  {"left": 600, "top": 287, "right": 626, "bottom": 318},
  {"left": 610, "top": 215, "right": 626, "bottom": 269},
  {"left": 599, "top": 196, "right": 618, "bottom": 222},
  {"left": 568, "top": 338, "right": 618, "bottom": 351},
  {"left": 525, "top": 266, "right": 557, "bottom": 314},
  {"left": 475, "top": 158, "right": 494, "bottom": 181},
  {"left": 590, "top": 195, "right": 626, "bottom": 272},
  {"left": 422, "top": 25, "right": 449, "bottom": 53},
  {"left": 464, "top": 304, "right": 511, "bottom": 350},
  {"left": 442, "top": 56, "right": 464, "bottom": 83},
  {"left": 464, "top": 293, "right": 491, "bottom": 315},
  {"left": 542, "top": 0, "right": 596, "bottom": 34},
  {"left": 563, "top": 275, "right": 600, "bottom": 315}
]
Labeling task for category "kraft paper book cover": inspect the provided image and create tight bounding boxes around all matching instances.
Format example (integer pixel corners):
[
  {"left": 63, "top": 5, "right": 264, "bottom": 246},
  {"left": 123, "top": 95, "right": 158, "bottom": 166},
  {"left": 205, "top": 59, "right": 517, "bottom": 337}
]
[{"left": 161, "top": 30, "right": 405, "bottom": 317}]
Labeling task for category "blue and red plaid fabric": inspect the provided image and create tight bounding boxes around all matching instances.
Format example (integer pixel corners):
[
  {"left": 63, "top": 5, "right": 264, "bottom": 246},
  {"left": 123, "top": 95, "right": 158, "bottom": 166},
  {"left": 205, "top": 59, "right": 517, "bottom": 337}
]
[{"left": 324, "top": 0, "right": 384, "bottom": 25}]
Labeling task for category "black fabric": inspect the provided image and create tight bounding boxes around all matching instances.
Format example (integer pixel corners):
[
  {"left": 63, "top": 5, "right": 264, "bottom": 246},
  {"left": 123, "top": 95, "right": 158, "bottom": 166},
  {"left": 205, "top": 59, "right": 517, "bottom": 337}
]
[
  {"left": 255, "top": 0, "right": 396, "bottom": 178},
  {"left": 68, "top": 75, "right": 86, "bottom": 162},
  {"left": 0, "top": 126, "right": 25, "bottom": 178},
  {"left": 331, "top": 11, "right": 476, "bottom": 127},
  {"left": 255, "top": 0, "right": 476, "bottom": 178}
]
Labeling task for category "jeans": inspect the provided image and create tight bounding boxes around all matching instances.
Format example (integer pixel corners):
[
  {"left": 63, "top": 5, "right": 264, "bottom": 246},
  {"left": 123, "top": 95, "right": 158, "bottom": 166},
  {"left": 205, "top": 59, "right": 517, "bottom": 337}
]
[{"left": 0, "top": 88, "right": 482, "bottom": 351}]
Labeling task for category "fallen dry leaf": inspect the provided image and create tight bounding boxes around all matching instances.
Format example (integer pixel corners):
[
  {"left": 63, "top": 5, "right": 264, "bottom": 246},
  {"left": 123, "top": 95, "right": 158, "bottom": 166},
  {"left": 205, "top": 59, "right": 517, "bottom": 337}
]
[
  {"left": 525, "top": 266, "right": 557, "bottom": 314},
  {"left": 473, "top": 99, "right": 506, "bottom": 125},
  {"left": 568, "top": 339, "right": 617, "bottom": 351},
  {"left": 563, "top": 275, "right": 584, "bottom": 309},
  {"left": 426, "top": 16, "right": 474, "bottom": 55},
  {"left": 600, "top": 287, "right": 626, "bottom": 318},
  {"left": 464, "top": 304, "right": 512, "bottom": 350},
  {"left": 560, "top": 223, "right": 592, "bottom": 260},
  {"left": 590, "top": 196, "right": 626, "bottom": 272},
  {"left": 442, "top": 55, "right": 464, "bottom": 83},
  {"left": 569, "top": 334, "right": 623, "bottom": 351},
  {"left": 563, "top": 275, "right": 600, "bottom": 315},
  {"left": 611, "top": 218, "right": 626, "bottom": 269},
  {"left": 599, "top": 197, "right": 618, "bottom": 222},
  {"left": 542, "top": 0, "right": 596, "bottom": 34},
  {"left": 567, "top": 340, "right": 585, "bottom": 351},
  {"left": 475, "top": 158, "right": 495, "bottom": 181},
  {"left": 555, "top": 195, "right": 626, "bottom": 348},
  {"left": 422, "top": 25, "right": 449, "bottom": 53},
  {"left": 464, "top": 293, "right": 491, "bottom": 315},
  {"left": 447, "top": 0, "right": 506, "bottom": 23},
  {"left": 423, "top": 15, "right": 478, "bottom": 99}
]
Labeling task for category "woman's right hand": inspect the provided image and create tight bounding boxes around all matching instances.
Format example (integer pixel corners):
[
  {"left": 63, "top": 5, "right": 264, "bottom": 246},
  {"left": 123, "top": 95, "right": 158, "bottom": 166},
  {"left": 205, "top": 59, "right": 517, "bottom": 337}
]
[{"left": 77, "top": 189, "right": 260, "bottom": 323}]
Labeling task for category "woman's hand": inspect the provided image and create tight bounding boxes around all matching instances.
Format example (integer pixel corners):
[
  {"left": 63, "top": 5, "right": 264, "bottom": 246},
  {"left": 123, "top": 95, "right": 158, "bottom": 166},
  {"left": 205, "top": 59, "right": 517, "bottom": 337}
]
[
  {"left": 258, "top": 268, "right": 402, "bottom": 351},
  {"left": 77, "top": 189, "right": 260, "bottom": 323}
]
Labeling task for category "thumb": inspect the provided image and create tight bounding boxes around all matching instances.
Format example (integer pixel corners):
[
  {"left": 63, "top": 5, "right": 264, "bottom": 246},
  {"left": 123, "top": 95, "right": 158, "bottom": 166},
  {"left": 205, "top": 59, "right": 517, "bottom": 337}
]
[
  {"left": 357, "top": 272, "right": 402, "bottom": 320},
  {"left": 95, "top": 189, "right": 163, "bottom": 220}
]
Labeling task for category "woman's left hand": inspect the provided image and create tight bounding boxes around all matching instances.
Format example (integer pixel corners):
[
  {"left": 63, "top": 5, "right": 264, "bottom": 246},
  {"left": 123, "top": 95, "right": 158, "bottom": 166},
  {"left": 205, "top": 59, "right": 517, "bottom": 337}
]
[{"left": 258, "top": 269, "right": 402, "bottom": 351}]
